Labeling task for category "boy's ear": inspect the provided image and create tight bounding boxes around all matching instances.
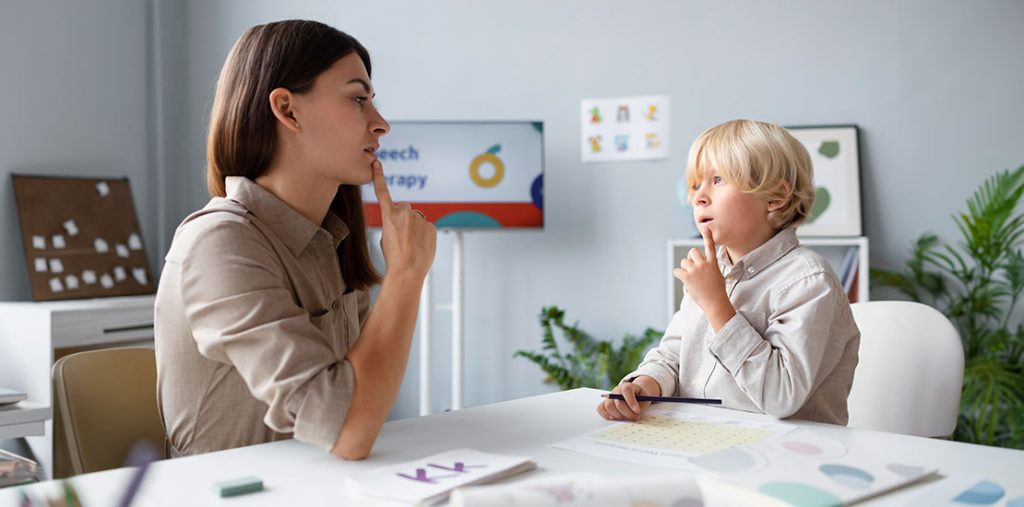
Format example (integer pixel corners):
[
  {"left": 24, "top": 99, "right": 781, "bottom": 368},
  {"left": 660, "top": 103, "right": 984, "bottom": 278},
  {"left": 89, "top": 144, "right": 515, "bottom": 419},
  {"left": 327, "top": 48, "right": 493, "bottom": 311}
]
[{"left": 767, "top": 181, "right": 792, "bottom": 212}]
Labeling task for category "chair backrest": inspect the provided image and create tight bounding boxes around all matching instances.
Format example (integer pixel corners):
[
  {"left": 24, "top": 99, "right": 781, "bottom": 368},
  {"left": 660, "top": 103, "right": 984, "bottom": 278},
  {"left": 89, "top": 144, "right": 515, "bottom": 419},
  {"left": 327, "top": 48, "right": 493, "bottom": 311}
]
[
  {"left": 52, "top": 347, "right": 166, "bottom": 475},
  {"left": 847, "top": 301, "right": 964, "bottom": 438}
]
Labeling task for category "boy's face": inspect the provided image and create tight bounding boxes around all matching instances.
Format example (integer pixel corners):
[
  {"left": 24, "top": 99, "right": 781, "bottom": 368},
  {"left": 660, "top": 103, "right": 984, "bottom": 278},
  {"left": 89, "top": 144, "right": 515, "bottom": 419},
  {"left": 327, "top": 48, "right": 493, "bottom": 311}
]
[{"left": 690, "top": 165, "right": 777, "bottom": 260}]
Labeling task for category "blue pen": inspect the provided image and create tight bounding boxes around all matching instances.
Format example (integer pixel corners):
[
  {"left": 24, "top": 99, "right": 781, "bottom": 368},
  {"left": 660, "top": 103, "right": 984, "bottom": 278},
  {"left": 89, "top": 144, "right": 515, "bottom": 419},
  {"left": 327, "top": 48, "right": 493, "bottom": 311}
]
[{"left": 602, "top": 393, "right": 722, "bottom": 405}]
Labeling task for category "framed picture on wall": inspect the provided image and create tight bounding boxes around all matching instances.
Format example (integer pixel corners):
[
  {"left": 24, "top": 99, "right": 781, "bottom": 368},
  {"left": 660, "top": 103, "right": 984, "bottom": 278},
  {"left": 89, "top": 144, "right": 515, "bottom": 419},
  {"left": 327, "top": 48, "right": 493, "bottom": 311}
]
[{"left": 786, "top": 125, "right": 862, "bottom": 237}]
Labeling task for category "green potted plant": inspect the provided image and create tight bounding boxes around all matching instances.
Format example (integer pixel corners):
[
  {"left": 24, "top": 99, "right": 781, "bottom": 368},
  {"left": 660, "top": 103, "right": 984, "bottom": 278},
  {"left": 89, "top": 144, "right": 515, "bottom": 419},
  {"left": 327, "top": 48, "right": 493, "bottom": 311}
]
[
  {"left": 871, "top": 164, "right": 1024, "bottom": 449},
  {"left": 514, "top": 306, "right": 661, "bottom": 391}
]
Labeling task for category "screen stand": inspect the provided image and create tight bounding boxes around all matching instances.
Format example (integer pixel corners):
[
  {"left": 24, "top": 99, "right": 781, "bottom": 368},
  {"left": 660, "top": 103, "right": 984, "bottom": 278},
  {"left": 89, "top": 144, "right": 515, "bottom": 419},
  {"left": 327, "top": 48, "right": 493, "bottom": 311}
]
[
  {"left": 451, "top": 230, "right": 464, "bottom": 411},
  {"left": 418, "top": 271, "right": 432, "bottom": 416},
  {"left": 418, "top": 230, "right": 465, "bottom": 414}
]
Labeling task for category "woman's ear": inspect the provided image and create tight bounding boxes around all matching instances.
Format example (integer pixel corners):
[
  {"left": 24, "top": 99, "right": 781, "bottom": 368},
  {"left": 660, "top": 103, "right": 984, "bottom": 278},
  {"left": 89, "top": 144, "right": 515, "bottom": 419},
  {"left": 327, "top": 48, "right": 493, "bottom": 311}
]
[
  {"left": 268, "top": 87, "right": 301, "bottom": 132},
  {"left": 767, "top": 180, "right": 792, "bottom": 212}
]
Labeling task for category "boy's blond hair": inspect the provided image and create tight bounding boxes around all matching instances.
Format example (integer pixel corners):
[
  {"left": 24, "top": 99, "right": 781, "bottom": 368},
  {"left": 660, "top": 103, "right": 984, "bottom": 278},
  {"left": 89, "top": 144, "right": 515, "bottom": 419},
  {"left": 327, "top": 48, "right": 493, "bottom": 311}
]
[{"left": 685, "top": 119, "right": 815, "bottom": 231}]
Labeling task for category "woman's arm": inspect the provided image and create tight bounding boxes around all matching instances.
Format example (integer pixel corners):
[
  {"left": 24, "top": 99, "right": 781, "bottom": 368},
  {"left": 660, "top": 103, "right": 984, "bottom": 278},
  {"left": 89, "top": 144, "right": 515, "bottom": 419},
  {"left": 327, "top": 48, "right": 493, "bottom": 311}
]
[{"left": 332, "top": 161, "right": 436, "bottom": 459}]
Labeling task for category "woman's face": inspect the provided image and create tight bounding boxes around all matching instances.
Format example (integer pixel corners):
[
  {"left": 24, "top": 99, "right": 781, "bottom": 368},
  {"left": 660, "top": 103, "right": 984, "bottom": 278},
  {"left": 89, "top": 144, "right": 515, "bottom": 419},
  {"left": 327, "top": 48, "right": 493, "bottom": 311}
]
[{"left": 290, "top": 52, "right": 390, "bottom": 185}]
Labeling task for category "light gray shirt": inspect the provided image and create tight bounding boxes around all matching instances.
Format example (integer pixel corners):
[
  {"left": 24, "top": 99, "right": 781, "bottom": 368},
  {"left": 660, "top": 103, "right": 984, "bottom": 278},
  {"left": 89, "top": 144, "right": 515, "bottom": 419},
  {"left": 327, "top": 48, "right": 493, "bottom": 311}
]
[
  {"left": 155, "top": 176, "right": 369, "bottom": 456},
  {"left": 627, "top": 228, "right": 860, "bottom": 425}
]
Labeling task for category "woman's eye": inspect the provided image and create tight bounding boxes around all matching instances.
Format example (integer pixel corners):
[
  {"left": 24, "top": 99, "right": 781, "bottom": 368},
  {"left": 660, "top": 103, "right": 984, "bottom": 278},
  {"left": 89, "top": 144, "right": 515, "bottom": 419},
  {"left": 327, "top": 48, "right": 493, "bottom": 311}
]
[
  {"left": 354, "top": 96, "right": 368, "bottom": 106},
  {"left": 692, "top": 183, "right": 701, "bottom": 191}
]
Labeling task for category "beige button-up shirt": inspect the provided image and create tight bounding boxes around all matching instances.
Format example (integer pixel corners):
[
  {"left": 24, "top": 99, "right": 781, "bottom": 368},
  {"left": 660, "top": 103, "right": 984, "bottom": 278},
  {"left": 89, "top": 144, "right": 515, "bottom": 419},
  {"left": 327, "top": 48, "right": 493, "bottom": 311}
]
[
  {"left": 627, "top": 228, "right": 860, "bottom": 425},
  {"left": 155, "top": 176, "right": 369, "bottom": 456}
]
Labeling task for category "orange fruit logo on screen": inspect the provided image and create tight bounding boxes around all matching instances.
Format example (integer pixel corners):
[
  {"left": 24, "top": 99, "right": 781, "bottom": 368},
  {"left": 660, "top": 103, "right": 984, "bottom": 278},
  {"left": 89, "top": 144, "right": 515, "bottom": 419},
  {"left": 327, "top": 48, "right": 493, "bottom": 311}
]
[{"left": 469, "top": 144, "right": 504, "bottom": 188}]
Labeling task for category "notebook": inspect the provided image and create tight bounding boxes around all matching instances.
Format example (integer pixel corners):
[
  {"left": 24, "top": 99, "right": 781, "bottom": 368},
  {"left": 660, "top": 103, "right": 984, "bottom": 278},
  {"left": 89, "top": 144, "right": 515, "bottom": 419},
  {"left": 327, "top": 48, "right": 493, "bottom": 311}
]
[
  {"left": 346, "top": 448, "right": 536, "bottom": 505},
  {"left": 0, "top": 388, "right": 27, "bottom": 406}
]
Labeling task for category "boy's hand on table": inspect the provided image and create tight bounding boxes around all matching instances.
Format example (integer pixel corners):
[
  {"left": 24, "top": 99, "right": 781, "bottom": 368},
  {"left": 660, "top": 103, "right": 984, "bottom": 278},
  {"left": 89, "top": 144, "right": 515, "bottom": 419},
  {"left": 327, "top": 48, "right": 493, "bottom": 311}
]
[
  {"left": 597, "top": 375, "right": 660, "bottom": 421},
  {"left": 674, "top": 226, "right": 736, "bottom": 332}
]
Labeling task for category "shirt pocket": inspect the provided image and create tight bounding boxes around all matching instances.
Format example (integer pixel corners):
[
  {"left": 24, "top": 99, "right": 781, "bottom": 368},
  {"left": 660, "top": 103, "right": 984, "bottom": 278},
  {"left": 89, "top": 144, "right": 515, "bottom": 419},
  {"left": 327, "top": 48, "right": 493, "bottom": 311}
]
[{"left": 307, "top": 305, "right": 340, "bottom": 356}]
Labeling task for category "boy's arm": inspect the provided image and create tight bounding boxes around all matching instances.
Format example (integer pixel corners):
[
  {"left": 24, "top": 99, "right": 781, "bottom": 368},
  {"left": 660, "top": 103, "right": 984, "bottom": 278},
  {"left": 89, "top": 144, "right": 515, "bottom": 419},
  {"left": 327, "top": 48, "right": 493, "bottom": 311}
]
[
  {"left": 622, "top": 304, "right": 687, "bottom": 398},
  {"left": 707, "top": 272, "right": 855, "bottom": 418}
]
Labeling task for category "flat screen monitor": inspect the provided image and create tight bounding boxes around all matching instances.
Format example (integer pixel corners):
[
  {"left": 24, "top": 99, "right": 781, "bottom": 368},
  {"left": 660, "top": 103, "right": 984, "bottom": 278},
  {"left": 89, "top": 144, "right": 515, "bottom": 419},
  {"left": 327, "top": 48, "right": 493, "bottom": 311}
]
[{"left": 361, "top": 121, "right": 544, "bottom": 229}]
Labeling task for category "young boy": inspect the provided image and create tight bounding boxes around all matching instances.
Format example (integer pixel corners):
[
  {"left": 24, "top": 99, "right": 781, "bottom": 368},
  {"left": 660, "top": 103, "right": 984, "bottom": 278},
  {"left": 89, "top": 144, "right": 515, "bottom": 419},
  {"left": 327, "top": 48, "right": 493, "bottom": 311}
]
[{"left": 597, "top": 119, "right": 860, "bottom": 425}]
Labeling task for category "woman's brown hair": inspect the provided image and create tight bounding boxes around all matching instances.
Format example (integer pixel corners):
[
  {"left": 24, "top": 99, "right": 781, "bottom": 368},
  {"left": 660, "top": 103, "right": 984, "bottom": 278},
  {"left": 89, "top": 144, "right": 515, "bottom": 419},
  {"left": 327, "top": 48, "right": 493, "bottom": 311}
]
[{"left": 207, "top": 20, "right": 380, "bottom": 289}]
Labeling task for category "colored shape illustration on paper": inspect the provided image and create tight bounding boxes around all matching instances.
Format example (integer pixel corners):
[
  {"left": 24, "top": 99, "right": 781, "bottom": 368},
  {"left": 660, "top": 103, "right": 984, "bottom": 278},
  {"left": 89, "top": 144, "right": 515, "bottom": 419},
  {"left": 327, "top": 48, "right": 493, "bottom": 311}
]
[
  {"left": 818, "top": 140, "right": 840, "bottom": 158},
  {"left": 806, "top": 186, "right": 831, "bottom": 223},
  {"left": 759, "top": 481, "right": 842, "bottom": 506}
]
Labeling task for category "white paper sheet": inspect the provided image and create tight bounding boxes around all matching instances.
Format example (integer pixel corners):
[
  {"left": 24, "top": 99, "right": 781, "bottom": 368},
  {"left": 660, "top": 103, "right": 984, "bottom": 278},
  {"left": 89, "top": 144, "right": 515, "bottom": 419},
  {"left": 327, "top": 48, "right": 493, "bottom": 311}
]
[
  {"left": 347, "top": 448, "right": 535, "bottom": 505},
  {"left": 450, "top": 472, "right": 703, "bottom": 507}
]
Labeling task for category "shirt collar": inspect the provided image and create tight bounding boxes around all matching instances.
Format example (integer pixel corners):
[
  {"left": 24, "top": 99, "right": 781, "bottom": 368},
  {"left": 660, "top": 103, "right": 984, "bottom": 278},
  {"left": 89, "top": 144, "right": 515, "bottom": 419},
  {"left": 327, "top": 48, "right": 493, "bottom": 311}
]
[
  {"left": 225, "top": 176, "right": 350, "bottom": 256},
  {"left": 719, "top": 227, "right": 799, "bottom": 279}
]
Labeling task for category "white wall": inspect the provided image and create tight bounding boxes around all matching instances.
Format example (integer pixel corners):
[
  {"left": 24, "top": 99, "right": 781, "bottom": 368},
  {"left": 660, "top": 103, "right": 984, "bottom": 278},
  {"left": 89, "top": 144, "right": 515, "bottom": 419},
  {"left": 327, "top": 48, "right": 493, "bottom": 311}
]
[
  {"left": 165, "top": 0, "right": 1024, "bottom": 419},
  {"left": 0, "top": 0, "right": 156, "bottom": 300},
  {"left": 4, "top": 1, "right": 1023, "bottom": 420}
]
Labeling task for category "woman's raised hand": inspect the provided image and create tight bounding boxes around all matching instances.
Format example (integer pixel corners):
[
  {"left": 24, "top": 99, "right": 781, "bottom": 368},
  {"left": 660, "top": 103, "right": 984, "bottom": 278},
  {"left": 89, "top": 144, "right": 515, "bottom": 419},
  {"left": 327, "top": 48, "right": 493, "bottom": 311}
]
[{"left": 373, "top": 160, "right": 436, "bottom": 277}]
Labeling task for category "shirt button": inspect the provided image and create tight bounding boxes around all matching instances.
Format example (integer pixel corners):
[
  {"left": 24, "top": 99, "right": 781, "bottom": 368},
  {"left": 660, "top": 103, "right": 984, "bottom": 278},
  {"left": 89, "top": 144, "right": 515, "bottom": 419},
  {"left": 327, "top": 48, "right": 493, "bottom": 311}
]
[
  {"left": 331, "top": 300, "right": 340, "bottom": 311},
  {"left": 747, "top": 267, "right": 756, "bottom": 274}
]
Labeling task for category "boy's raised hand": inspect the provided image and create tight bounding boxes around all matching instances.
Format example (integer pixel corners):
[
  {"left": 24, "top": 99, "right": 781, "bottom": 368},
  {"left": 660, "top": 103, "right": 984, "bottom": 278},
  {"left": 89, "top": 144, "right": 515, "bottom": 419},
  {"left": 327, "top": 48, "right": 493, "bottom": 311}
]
[
  {"left": 674, "top": 227, "right": 735, "bottom": 331},
  {"left": 373, "top": 160, "right": 437, "bottom": 277}
]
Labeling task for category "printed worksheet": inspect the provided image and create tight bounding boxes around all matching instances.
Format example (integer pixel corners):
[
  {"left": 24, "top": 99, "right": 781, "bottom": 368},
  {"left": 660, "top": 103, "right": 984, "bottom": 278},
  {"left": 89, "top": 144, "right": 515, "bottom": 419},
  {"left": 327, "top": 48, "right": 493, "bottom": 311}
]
[{"left": 553, "top": 407, "right": 796, "bottom": 469}]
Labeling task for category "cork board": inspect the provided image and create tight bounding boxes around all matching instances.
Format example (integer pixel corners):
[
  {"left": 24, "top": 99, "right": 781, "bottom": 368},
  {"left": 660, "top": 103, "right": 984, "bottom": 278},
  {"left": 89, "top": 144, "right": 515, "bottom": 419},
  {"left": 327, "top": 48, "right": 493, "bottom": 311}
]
[{"left": 11, "top": 175, "right": 155, "bottom": 301}]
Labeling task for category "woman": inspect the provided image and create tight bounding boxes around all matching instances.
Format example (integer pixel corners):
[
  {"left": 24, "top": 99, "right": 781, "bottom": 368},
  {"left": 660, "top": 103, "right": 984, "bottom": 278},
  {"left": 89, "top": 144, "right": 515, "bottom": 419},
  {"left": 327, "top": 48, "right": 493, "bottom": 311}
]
[{"left": 154, "top": 20, "right": 436, "bottom": 460}]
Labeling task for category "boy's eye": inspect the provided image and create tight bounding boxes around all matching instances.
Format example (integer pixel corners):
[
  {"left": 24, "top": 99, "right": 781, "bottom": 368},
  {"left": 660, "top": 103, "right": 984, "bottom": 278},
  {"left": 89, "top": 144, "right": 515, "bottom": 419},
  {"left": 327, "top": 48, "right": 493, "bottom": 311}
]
[
  {"left": 692, "top": 183, "right": 701, "bottom": 191},
  {"left": 713, "top": 176, "right": 723, "bottom": 184}
]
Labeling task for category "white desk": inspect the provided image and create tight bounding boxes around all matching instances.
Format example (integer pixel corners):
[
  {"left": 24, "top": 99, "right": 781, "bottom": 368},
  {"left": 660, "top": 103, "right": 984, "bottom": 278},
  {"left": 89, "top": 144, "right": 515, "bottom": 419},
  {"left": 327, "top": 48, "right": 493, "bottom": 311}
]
[
  {"left": 3, "top": 388, "right": 1023, "bottom": 505},
  {"left": 0, "top": 402, "right": 51, "bottom": 441}
]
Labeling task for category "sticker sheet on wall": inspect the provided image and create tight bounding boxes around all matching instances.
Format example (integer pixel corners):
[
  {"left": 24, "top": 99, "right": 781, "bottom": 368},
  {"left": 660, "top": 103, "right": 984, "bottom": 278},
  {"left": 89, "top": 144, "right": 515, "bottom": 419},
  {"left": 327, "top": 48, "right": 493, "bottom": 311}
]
[
  {"left": 580, "top": 94, "right": 670, "bottom": 163},
  {"left": 11, "top": 175, "right": 154, "bottom": 301}
]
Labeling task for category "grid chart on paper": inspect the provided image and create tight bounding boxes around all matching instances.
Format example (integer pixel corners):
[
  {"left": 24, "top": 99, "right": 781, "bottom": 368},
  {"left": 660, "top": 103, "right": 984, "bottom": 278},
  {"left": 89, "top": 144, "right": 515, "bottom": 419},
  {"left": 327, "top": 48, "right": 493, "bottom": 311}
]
[{"left": 594, "top": 415, "right": 775, "bottom": 455}]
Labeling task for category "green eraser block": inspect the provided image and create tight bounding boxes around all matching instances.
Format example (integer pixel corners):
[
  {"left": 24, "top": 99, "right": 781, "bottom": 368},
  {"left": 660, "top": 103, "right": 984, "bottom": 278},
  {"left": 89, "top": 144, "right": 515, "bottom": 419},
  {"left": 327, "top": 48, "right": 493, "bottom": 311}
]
[{"left": 214, "top": 476, "right": 263, "bottom": 497}]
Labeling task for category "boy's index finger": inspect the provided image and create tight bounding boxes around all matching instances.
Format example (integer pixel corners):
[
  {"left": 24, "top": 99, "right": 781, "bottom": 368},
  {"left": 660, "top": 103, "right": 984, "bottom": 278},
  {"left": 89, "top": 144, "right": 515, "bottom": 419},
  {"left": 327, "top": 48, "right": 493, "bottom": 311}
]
[
  {"left": 372, "top": 160, "right": 393, "bottom": 209},
  {"left": 703, "top": 227, "right": 717, "bottom": 261}
]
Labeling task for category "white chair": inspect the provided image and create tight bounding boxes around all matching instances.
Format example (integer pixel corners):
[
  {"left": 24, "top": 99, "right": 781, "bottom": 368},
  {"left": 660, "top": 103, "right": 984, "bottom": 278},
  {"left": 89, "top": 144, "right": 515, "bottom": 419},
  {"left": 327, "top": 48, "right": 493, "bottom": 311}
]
[{"left": 846, "top": 301, "right": 964, "bottom": 438}]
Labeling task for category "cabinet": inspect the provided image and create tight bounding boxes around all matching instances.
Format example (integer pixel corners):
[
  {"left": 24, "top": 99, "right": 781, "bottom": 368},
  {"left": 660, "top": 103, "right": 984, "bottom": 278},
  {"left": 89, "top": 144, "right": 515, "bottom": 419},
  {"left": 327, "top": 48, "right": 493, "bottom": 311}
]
[
  {"left": 666, "top": 237, "right": 868, "bottom": 323},
  {"left": 0, "top": 295, "right": 155, "bottom": 478}
]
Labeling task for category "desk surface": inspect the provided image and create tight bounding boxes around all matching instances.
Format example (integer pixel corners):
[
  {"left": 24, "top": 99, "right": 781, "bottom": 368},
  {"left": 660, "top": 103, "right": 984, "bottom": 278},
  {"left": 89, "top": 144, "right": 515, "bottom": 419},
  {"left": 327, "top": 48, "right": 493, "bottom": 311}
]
[
  {"left": 3, "top": 388, "right": 1023, "bottom": 505},
  {"left": 0, "top": 402, "right": 50, "bottom": 440}
]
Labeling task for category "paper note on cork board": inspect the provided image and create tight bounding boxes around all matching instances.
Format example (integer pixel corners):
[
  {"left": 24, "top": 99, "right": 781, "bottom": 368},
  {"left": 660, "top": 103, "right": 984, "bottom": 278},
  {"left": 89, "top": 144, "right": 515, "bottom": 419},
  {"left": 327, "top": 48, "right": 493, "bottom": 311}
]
[{"left": 11, "top": 174, "right": 155, "bottom": 301}]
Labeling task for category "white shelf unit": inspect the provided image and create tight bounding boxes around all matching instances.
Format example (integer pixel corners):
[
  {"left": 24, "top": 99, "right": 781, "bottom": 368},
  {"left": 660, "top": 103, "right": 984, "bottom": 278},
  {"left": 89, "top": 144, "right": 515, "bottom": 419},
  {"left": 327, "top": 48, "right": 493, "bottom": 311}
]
[
  {"left": 0, "top": 294, "right": 155, "bottom": 478},
  {"left": 667, "top": 237, "right": 869, "bottom": 323}
]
